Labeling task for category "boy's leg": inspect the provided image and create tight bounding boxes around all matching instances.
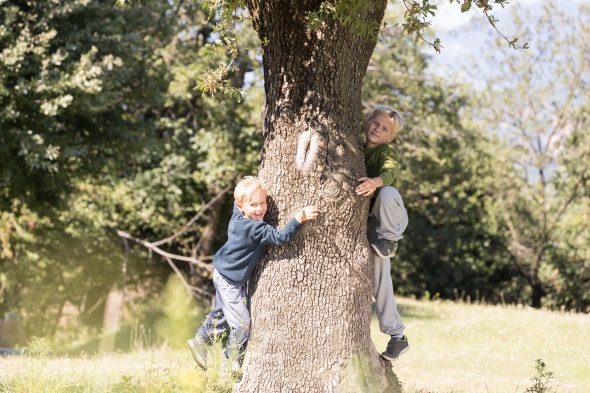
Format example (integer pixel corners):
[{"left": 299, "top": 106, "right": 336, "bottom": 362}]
[
  {"left": 188, "top": 291, "right": 230, "bottom": 369},
  {"left": 373, "top": 255, "right": 409, "bottom": 361},
  {"left": 196, "top": 305, "right": 229, "bottom": 344},
  {"left": 372, "top": 186, "right": 408, "bottom": 241},
  {"left": 373, "top": 255, "right": 404, "bottom": 337},
  {"left": 212, "top": 270, "right": 250, "bottom": 357}
]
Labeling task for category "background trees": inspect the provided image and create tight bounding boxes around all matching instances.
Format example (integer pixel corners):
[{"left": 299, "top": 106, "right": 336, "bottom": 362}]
[
  {"left": 0, "top": 0, "right": 261, "bottom": 338},
  {"left": 462, "top": 1, "right": 590, "bottom": 309},
  {"left": 0, "top": 0, "right": 588, "bottom": 354}
]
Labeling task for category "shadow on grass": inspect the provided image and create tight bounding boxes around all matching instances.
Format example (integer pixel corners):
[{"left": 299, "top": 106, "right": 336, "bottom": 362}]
[
  {"left": 371, "top": 301, "right": 438, "bottom": 321},
  {"left": 397, "top": 303, "right": 438, "bottom": 320}
]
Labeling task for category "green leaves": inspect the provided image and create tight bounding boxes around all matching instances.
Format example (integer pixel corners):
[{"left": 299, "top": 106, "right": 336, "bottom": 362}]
[
  {"left": 306, "top": 0, "right": 381, "bottom": 40},
  {"left": 195, "top": 0, "right": 249, "bottom": 97},
  {"left": 463, "top": 0, "right": 590, "bottom": 309},
  {"left": 1, "top": 0, "right": 264, "bottom": 339}
]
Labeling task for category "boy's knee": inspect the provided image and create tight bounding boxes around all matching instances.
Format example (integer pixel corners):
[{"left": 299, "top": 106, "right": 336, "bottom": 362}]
[
  {"left": 378, "top": 186, "right": 401, "bottom": 201},
  {"left": 379, "top": 185, "right": 399, "bottom": 195}
]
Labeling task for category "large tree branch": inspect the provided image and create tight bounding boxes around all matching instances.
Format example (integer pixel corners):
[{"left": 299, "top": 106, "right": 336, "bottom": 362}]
[
  {"left": 164, "top": 255, "right": 209, "bottom": 297},
  {"left": 508, "top": 254, "right": 533, "bottom": 286},
  {"left": 547, "top": 167, "right": 588, "bottom": 234},
  {"left": 116, "top": 229, "right": 213, "bottom": 272}
]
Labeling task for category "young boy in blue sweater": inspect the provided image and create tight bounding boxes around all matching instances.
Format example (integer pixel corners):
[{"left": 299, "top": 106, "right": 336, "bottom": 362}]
[
  {"left": 188, "top": 176, "right": 319, "bottom": 369},
  {"left": 356, "top": 105, "right": 410, "bottom": 362}
]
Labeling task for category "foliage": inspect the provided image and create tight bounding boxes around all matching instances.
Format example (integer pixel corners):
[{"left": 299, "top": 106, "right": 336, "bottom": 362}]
[
  {"left": 463, "top": 0, "right": 590, "bottom": 308},
  {"left": 0, "top": 0, "right": 171, "bottom": 207},
  {"left": 154, "top": 275, "right": 203, "bottom": 349},
  {"left": 0, "top": 0, "right": 262, "bottom": 339}
]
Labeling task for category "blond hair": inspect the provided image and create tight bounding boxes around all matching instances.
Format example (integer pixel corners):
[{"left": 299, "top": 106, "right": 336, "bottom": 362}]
[
  {"left": 365, "top": 105, "right": 404, "bottom": 134},
  {"left": 234, "top": 176, "right": 266, "bottom": 205}
]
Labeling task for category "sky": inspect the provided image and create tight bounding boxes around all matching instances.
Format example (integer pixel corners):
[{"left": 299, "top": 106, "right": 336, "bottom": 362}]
[
  {"left": 424, "top": 0, "right": 587, "bottom": 76},
  {"left": 430, "top": 0, "right": 586, "bottom": 32}
]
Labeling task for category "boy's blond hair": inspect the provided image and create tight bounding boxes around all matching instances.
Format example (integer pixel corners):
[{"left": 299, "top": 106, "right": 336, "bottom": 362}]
[
  {"left": 234, "top": 176, "right": 266, "bottom": 205},
  {"left": 366, "top": 105, "right": 404, "bottom": 135}
]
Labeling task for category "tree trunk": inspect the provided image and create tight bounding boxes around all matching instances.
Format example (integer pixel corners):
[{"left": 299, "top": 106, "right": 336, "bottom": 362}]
[
  {"left": 529, "top": 253, "right": 546, "bottom": 308},
  {"left": 531, "top": 283, "right": 545, "bottom": 309},
  {"left": 236, "top": 1, "right": 400, "bottom": 392}
]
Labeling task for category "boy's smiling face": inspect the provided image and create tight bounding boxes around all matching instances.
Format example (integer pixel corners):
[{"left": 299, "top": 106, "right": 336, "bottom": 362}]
[
  {"left": 238, "top": 189, "right": 268, "bottom": 221},
  {"left": 365, "top": 112, "right": 398, "bottom": 148}
]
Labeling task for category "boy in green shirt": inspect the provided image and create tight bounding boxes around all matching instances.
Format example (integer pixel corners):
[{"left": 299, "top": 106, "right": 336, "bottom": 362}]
[{"left": 355, "top": 105, "right": 410, "bottom": 361}]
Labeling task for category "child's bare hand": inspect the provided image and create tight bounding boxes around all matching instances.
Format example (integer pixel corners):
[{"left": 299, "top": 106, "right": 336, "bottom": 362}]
[
  {"left": 296, "top": 206, "right": 320, "bottom": 223},
  {"left": 356, "top": 177, "right": 381, "bottom": 197}
]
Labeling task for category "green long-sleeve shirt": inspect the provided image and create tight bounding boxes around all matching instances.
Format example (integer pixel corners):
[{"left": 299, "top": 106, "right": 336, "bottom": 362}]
[{"left": 363, "top": 144, "right": 398, "bottom": 187}]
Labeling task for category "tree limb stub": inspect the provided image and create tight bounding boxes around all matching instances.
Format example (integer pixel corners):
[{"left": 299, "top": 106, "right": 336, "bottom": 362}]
[{"left": 295, "top": 129, "right": 320, "bottom": 174}]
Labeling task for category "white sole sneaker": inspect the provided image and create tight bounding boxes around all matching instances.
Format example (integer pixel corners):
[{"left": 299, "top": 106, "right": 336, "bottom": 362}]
[
  {"left": 371, "top": 244, "right": 397, "bottom": 259},
  {"left": 187, "top": 338, "right": 207, "bottom": 370},
  {"left": 380, "top": 343, "right": 410, "bottom": 362}
]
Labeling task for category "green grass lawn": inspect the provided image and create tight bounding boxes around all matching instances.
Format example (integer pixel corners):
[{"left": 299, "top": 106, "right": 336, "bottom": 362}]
[
  {"left": 372, "top": 298, "right": 590, "bottom": 393},
  {"left": 1, "top": 298, "right": 588, "bottom": 392}
]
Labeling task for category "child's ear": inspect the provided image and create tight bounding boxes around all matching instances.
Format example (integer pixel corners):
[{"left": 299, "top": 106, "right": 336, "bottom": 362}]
[{"left": 236, "top": 202, "right": 244, "bottom": 211}]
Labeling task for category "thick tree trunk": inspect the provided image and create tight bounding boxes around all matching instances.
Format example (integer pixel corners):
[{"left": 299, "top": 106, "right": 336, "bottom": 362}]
[
  {"left": 236, "top": 1, "right": 399, "bottom": 392},
  {"left": 529, "top": 255, "right": 545, "bottom": 308}
]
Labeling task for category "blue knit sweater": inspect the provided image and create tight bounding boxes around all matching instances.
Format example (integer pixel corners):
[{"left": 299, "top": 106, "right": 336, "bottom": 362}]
[{"left": 213, "top": 205, "right": 301, "bottom": 285}]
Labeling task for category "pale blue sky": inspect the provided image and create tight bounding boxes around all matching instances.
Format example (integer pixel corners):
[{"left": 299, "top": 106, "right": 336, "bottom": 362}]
[{"left": 425, "top": 0, "right": 587, "bottom": 75}]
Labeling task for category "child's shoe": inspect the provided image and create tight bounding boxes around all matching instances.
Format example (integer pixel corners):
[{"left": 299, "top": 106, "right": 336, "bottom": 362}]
[
  {"left": 367, "top": 216, "right": 398, "bottom": 258},
  {"left": 371, "top": 237, "right": 398, "bottom": 258},
  {"left": 187, "top": 336, "right": 209, "bottom": 370},
  {"left": 380, "top": 335, "right": 409, "bottom": 362}
]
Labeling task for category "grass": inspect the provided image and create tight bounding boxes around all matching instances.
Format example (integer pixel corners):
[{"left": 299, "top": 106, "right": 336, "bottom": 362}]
[
  {"left": 0, "top": 298, "right": 588, "bottom": 392},
  {"left": 0, "top": 344, "right": 235, "bottom": 393},
  {"left": 371, "top": 298, "right": 590, "bottom": 393}
]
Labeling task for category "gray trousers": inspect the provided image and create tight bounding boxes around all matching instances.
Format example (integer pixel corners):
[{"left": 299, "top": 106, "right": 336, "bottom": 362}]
[
  {"left": 371, "top": 186, "right": 408, "bottom": 337},
  {"left": 372, "top": 186, "right": 408, "bottom": 242},
  {"left": 196, "top": 269, "right": 250, "bottom": 352}
]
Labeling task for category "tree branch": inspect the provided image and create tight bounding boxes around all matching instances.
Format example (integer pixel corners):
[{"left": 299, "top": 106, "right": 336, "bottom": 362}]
[
  {"left": 116, "top": 229, "right": 213, "bottom": 272},
  {"left": 152, "top": 184, "right": 231, "bottom": 247},
  {"left": 547, "top": 168, "right": 588, "bottom": 234},
  {"left": 164, "top": 256, "right": 209, "bottom": 297}
]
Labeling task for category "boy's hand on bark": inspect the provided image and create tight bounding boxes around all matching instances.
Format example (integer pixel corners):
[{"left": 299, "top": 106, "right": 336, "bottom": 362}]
[
  {"left": 356, "top": 177, "right": 382, "bottom": 197},
  {"left": 296, "top": 206, "right": 320, "bottom": 223}
]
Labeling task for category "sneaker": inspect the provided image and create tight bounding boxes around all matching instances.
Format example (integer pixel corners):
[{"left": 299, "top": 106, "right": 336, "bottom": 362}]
[
  {"left": 381, "top": 335, "right": 409, "bottom": 362},
  {"left": 187, "top": 336, "right": 209, "bottom": 370},
  {"left": 371, "top": 237, "right": 398, "bottom": 258}
]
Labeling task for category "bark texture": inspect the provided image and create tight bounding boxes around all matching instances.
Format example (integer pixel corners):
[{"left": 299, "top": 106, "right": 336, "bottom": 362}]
[{"left": 236, "top": 1, "right": 400, "bottom": 392}]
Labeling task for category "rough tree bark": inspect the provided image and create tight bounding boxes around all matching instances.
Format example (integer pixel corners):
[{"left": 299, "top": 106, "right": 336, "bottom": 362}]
[{"left": 236, "top": 1, "right": 400, "bottom": 392}]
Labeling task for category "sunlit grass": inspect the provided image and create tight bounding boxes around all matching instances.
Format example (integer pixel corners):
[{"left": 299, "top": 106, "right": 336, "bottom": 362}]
[
  {"left": 1, "top": 298, "right": 588, "bottom": 392},
  {"left": 0, "top": 345, "right": 237, "bottom": 393},
  {"left": 372, "top": 297, "right": 590, "bottom": 393}
]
